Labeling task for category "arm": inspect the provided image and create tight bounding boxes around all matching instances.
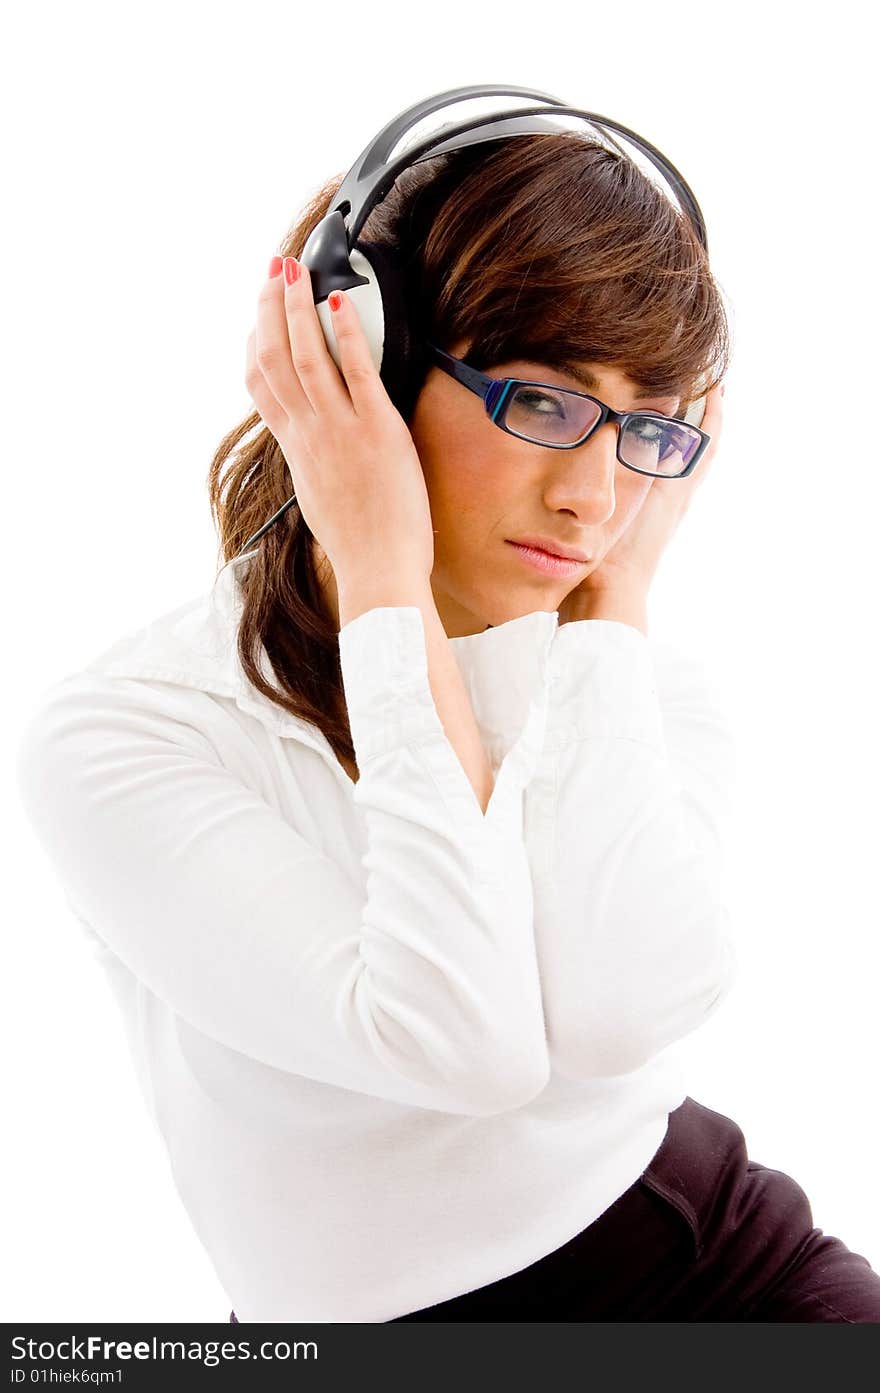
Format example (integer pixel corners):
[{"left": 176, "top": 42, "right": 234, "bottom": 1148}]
[
  {"left": 15, "top": 600, "right": 552, "bottom": 1118},
  {"left": 526, "top": 590, "right": 737, "bottom": 1081},
  {"left": 337, "top": 577, "right": 494, "bottom": 815}
]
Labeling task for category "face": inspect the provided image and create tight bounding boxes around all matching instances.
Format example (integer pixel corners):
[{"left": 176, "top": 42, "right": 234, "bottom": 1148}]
[{"left": 405, "top": 339, "right": 681, "bottom": 637}]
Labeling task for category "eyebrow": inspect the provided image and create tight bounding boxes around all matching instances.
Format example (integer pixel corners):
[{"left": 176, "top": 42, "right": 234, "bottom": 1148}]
[{"left": 537, "top": 359, "right": 678, "bottom": 406}]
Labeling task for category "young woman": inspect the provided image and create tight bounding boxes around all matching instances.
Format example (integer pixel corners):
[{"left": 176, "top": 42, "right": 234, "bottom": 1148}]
[{"left": 17, "top": 131, "right": 880, "bottom": 1322}]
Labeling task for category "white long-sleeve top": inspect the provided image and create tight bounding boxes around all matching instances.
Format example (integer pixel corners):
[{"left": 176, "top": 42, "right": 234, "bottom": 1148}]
[{"left": 15, "top": 555, "right": 737, "bottom": 1322}]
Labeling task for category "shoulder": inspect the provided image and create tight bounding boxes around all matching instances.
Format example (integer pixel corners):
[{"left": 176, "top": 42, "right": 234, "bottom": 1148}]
[{"left": 15, "top": 669, "right": 241, "bottom": 797}]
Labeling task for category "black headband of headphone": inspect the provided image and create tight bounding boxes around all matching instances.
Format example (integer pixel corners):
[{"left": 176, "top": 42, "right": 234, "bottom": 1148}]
[{"left": 236, "top": 84, "right": 708, "bottom": 558}]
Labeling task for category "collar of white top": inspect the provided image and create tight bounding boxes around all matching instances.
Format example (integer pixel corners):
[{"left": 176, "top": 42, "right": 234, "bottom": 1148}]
[{"left": 81, "top": 556, "right": 562, "bottom": 750}]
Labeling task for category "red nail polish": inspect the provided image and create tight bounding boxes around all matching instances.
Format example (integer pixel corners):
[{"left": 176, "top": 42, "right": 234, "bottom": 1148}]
[
  {"left": 284, "top": 257, "right": 300, "bottom": 285},
  {"left": 268, "top": 256, "right": 283, "bottom": 278},
  {"left": 329, "top": 291, "right": 342, "bottom": 312}
]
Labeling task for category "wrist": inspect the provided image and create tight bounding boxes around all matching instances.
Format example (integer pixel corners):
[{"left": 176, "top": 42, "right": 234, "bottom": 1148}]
[
  {"left": 336, "top": 572, "right": 435, "bottom": 630},
  {"left": 561, "top": 587, "right": 649, "bottom": 637}
]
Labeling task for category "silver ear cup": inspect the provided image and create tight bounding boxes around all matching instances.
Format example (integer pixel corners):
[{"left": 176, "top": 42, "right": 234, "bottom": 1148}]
[
  {"left": 312, "top": 246, "right": 387, "bottom": 377},
  {"left": 684, "top": 396, "right": 706, "bottom": 429}
]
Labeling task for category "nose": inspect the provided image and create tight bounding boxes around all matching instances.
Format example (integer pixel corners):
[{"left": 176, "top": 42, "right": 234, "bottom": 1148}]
[{"left": 542, "top": 420, "right": 619, "bottom": 522}]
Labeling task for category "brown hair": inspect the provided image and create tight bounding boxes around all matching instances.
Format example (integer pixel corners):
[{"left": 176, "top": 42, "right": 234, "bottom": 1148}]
[{"left": 207, "top": 132, "right": 731, "bottom": 774}]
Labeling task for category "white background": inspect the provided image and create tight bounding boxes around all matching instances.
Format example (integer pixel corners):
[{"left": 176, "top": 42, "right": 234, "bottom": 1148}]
[{"left": 4, "top": 0, "right": 877, "bottom": 1322}]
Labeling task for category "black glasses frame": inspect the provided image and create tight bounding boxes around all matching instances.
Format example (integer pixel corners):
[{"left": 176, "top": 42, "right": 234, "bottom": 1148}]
[{"left": 426, "top": 342, "right": 710, "bottom": 479}]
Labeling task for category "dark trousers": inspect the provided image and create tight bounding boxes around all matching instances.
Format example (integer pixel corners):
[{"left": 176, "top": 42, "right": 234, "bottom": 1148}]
[{"left": 230, "top": 1097, "right": 880, "bottom": 1323}]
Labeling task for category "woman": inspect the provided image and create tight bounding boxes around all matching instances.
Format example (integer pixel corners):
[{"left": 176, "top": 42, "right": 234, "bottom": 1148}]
[{"left": 16, "top": 130, "right": 880, "bottom": 1322}]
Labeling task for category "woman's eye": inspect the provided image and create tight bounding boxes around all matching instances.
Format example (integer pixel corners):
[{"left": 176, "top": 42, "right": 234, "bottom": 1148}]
[
  {"left": 514, "top": 390, "right": 566, "bottom": 416},
  {"left": 633, "top": 420, "right": 664, "bottom": 443}
]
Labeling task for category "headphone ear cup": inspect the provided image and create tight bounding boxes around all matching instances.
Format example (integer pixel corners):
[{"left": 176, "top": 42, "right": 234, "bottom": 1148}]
[{"left": 353, "top": 237, "right": 428, "bottom": 423}]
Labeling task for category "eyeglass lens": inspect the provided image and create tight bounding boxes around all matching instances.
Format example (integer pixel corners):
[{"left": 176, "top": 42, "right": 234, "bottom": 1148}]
[{"left": 503, "top": 383, "right": 701, "bottom": 476}]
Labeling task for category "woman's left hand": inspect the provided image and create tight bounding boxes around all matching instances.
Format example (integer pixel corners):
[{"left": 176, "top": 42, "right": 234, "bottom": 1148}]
[{"left": 557, "top": 380, "right": 726, "bottom": 621}]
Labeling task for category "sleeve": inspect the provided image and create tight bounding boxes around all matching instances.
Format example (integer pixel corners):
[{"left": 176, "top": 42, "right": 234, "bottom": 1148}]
[
  {"left": 14, "top": 605, "right": 553, "bottom": 1118},
  {"left": 524, "top": 618, "right": 738, "bottom": 1081}
]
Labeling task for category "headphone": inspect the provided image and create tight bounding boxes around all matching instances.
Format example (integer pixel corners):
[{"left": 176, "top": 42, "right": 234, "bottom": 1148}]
[{"left": 236, "top": 83, "right": 710, "bottom": 559}]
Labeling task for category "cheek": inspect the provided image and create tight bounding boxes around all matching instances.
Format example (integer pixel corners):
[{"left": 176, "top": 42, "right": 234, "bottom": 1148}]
[
  {"left": 425, "top": 452, "right": 513, "bottom": 538},
  {"left": 410, "top": 380, "right": 516, "bottom": 537}
]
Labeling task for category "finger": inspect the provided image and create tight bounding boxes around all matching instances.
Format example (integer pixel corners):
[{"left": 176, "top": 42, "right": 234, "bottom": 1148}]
[
  {"left": 254, "top": 263, "right": 314, "bottom": 424},
  {"left": 281, "top": 257, "right": 351, "bottom": 419},
  {"left": 704, "top": 380, "right": 725, "bottom": 432},
  {"left": 322, "top": 289, "right": 390, "bottom": 419},
  {"left": 691, "top": 384, "right": 725, "bottom": 480},
  {"left": 244, "top": 327, "right": 289, "bottom": 438}
]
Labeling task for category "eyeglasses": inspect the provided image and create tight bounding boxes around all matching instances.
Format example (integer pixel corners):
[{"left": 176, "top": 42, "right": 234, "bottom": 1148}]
[{"left": 426, "top": 343, "right": 710, "bottom": 479}]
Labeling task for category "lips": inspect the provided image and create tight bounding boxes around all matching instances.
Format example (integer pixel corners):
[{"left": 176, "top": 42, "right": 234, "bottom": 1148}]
[{"left": 508, "top": 535, "right": 592, "bottom": 562}]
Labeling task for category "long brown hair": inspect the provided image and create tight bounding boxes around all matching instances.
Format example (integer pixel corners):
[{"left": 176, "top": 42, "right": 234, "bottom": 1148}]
[{"left": 207, "top": 132, "right": 731, "bottom": 773}]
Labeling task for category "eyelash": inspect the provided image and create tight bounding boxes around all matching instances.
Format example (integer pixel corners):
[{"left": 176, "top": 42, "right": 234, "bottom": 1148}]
[{"left": 504, "top": 369, "right": 674, "bottom": 415}]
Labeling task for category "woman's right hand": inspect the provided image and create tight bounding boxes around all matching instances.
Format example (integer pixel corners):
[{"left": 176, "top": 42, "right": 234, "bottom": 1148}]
[{"left": 244, "top": 255, "right": 435, "bottom": 588}]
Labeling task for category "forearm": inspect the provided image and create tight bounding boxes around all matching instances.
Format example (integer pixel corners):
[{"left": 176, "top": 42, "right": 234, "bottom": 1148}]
[
  {"left": 529, "top": 605, "right": 734, "bottom": 1079},
  {"left": 337, "top": 577, "right": 495, "bottom": 815},
  {"left": 535, "top": 756, "right": 732, "bottom": 1076}
]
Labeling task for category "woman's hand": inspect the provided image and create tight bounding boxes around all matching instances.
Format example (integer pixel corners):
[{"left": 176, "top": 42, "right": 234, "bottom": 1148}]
[
  {"left": 245, "top": 256, "right": 435, "bottom": 587},
  {"left": 557, "top": 381, "right": 726, "bottom": 622}
]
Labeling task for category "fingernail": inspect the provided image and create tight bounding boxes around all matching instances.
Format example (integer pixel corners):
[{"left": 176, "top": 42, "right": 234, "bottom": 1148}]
[
  {"left": 268, "top": 255, "right": 283, "bottom": 278},
  {"left": 283, "top": 257, "right": 300, "bottom": 285},
  {"left": 329, "top": 291, "right": 343, "bottom": 312}
]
